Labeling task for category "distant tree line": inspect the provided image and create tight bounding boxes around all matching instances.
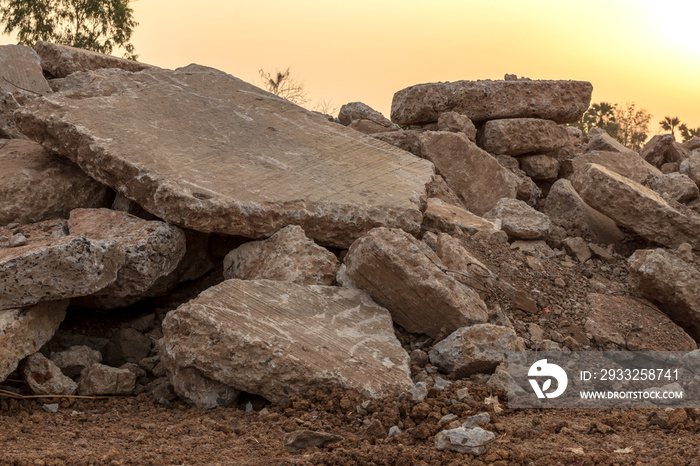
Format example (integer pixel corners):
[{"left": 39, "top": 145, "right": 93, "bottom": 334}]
[{"left": 572, "top": 102, "right": 700, "bottom": 151}]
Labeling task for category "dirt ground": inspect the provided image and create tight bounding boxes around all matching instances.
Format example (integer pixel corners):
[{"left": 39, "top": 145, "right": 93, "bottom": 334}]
[{"left": 0, "top": 381, "right": 698, "bottom": 465}]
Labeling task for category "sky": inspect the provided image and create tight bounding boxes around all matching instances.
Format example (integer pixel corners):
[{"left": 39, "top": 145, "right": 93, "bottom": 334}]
[{"left": 3, "top": 0, "right": 700, "bottom": 131}]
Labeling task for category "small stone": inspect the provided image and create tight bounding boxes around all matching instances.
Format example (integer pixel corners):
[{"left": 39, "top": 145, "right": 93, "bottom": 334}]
[
  {"left": 50, "top": 345, "right": 102, "bottom": 379},
  {"left": 388, "top": 426, "right": 402, "bottom": 438},
  {"left": 78, "top": 363, "right": 136, "bottom": 396},
  {"left": 434, "top": 377, "right": 452, "bottom": 390},
  {"left": 677, "top": 243, "right": 694, "bottom": 262},
  {"left": 8, "top": 233, "right": 26, "bottom": 247},
  {"left": 411, "top": 382, "right": 428, "bottom": 402},
  {"left": 456, "top": 387, "right": 471, "bottom": 401},
  {"left": 22, "top": 353, "right": 77, "bottom": 395},
  {"left": 562, "top": 237, "right": 592, "bottom": 263},
  {"left": 283, "top": 430, "right": 344, "bottom": 453},
  {"left": 435, "top": 427, "right": 496, "bottom": 456},
  {"left": 463, "top": 412, "right": 491, "bottom": 428},
  {"left": 554, "top": 277, "right": 567, "bottom": 287},
  {"left": 42, "top": 403, "right": 59, "bottom": 413}
]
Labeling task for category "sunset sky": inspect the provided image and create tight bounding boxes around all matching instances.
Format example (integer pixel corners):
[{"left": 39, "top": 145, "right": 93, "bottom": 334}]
[{"left": 3, "top": 0, "right": 700, "bottom": 131}]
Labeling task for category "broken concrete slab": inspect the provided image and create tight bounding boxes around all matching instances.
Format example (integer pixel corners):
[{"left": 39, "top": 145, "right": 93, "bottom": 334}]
[
  {"left": 584, "top": 293, "right": 696, "bottom": 351},
  {"left": 561, "top": 150, "right": 661, "bottom": 185},
  {"left": 421, "top": 199, "right": 503, "bottom": 239},
  {"left": 338, "top": 228, "right": 488, "bottom": 337},
  {"left": 519, "top": 154, "right": 560, "bottom": 181},
  {"left": 22, "top": 352, "right": 77, "bottom": 395},
  {"left": 585, "top": 129, "right": 638, "bottom": 155},
  {"left": 338, "top": 101, "right": 397, "bottom": 132},
  {"left": 572, "top": 163, "right": 700, "bottom": 249},
  {"left": 429, "top": 324, "right": 525, "bottom": 378},
  {"left": 0, "top": 209, "right": 185, "bottom": 310},
  {"left": 391, "top": 79, "right": 592, "bottom": 125},
  {"left": 15, "top": 65, "right": 434, "bottom": 248},
  {"left": 477, "top": 118, "right": 569, "bottom": 156},
  {"left": 0, "top": 91, "right": 23, "bottom": 139},
  {"left": 543, "top": 179, "right": 624, "bottom": 245},
  {"left": 681, "top": 152, "right": 700, "bottom": 187},
  {"left": 223, "top": 225, "right": 339, "bottom": 285},
  {"left": 641, "top": 134, "right": 690, "bottom": 169},
  {"left": 369, "top": 129, "right": 424, "bottom": 158},
  {"left": 0, "top": 139, "right": 113, "bottom": 225},
  {"left": 648, "top": 173, "right": 699, "bottom": 203},
  {"left": 0, "top": 44, "right": 51, "bottom": 95},
  {"left": 0, "top": 300, "right": 67, "bottom": 382},
  {"left": 418, "top": 131, "right": 519, "bottom": 215},
  {"left": 0, "top": 219, "right": 122, "bottom": 310},
  {"left": 68, "top": 209, "right": 186, "bottom": 308},
  {"left": 160, "top": 279, "right": 413, "bottom": 403},
  {"left": 437, "top": 111, "right": 477, "bottom": 142},
  {"left": 484, "top": 198, "right": 551, "bottom": 240},
  {"left": 34, "top": 41, "right": 151, "bottom": 78},
  {"left": 628, "top": 248, "right": 700, "bottom": 341}
]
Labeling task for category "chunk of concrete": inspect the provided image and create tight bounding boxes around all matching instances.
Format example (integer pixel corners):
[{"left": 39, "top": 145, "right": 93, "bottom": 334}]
[
  {"left": 15, "top": 65, "right": 434, "bottom": 248},
  {"left": 429, "top": 324, "right": 525, "bottom": 378},
  {"left": 338, "top": 228, "right": 488, "bottom": 337},
  {"left": 160, "top": 279, "right": 413, "bottom": 403},
  {"left": 584, "top": 293, "right": 696, "bottom": 351},
  {"left": 572, "top": 163, "right": 700, "bottom": 249},
  {"left": 0, "top": 209, "right": 185, "bottom": 310},
  {"left": 169, "top": 367, "right": 240, "bottom": 409},
  {"left": 0, "top": 139, "right": 113, "bottom": 225},
  {"left": 391, "top": 79, "right": 592, "bottom": 125},
  {"left": 21, "top": 352, "right": 77, "bottom": 395},
  {"left": 0, "top": 300, "right": 67, "bottom": 382},
  {"left": 0, "top": 44, "right": 51, "bottom": 95},
  {"left": 338, "top": 101, "right": 398, "bottom": 132},
  {"left": 223, "top": 225, "right": 339, "bottom": 285},
  {"left": 477, "top": 118, "right": 569, "bottom": 156},
  {"left": 68, "top": 208, "right": 186, "bottom": 308},
  {"left": 484, "top": 198, "right": 551, "bottom": 240},
  {"left": 641, "top": 134, "right": 690, "bottom": 168},
  {"left": 648, "top": 173, "right": 699, "bottom": 203},
  {"left": 435, "top": 427, "right": 496, "bottom": 456},
  {"left": 421, "top": 199, "right": 502, "bottom": 238},
  {"left": 561, "top": 150, "right": 661, "bottom": 185},
  {"left": 50, "top": 345, "right": 102, "bottom": 379},
  {"left": 34, "top": 41, "right": 151, "bottom": 78},
  {"left": 78, "top": 363, "right": 136, "bottom": 396},
  {"left": 418, "top": 131, "right": 519, "bottom": 215},
  {"left": 519, "top": 154, "right": 560, "bottom": 181},
  {"left": 437, "top": 111, "right": 477, "bottom": 142},
  {"left": 628, "top": 248, "right": 700, "bottom": 341},
  {"left": 543, "top": 179, "right": 624, "bottom": 245}
]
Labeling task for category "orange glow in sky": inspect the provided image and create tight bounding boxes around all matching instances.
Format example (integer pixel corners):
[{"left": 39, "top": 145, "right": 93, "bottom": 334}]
[{"left": 2, "top": 0, "right": 700, "bottom": 131}]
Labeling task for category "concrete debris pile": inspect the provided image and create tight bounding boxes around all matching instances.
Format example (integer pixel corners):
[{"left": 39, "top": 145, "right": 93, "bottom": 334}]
[{"left": 2, "top": 43, "right": 700, "bottom": 457}]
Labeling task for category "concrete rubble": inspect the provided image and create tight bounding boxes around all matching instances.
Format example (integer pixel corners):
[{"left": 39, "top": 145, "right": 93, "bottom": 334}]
[
  {"left": 15, "top": 64, "right": 434, "bottom": 248},
  {"left": 391, "top": 79, "right": 592, "bottom": 125},
  {"left": 2, "top": 41, "right": 700, "bottom": 459},
  {"left": 160, "top": 279, "right": 413, "bottom": 403},
  {"left": 338, "top": 227, "right": 488, "bottom": 337}
]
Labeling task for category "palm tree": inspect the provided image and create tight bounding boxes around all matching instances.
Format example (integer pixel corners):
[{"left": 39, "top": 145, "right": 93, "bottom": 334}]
[
  {"left": 679, "top": 124, "right": 700, "bottom": 142},
  {"left": 660, "top": 116, "right": 681, "bottom": 138}
]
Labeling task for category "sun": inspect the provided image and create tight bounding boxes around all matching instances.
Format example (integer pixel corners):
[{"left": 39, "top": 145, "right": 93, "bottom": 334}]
[{"left": 639, "top": 0, "right": 700, "bottom": 56}]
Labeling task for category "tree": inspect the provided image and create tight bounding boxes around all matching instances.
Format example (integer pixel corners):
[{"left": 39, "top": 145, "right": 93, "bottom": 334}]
[
  {"left": 258, "top": 67, "right": 308, "bottom": 106},
  {"left": 659, "top": 116, "right": 681, "bottom": 138},
  {"left": 573, "top": 101, "right": 619, "bottom": 138},
  {"left": 613, "top": 102, "right": 652, "bottom": 151},
  {"left": 679, "top": 124, "right": 700, "bottom": 142},
  {"left": 0, "top": 0, "right": 138, "bottom": 59}
]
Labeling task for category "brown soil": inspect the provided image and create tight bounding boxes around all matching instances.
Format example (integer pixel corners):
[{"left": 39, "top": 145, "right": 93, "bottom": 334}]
[{"left": 1, "top": 384, "right": 697, "bottom": 465}]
